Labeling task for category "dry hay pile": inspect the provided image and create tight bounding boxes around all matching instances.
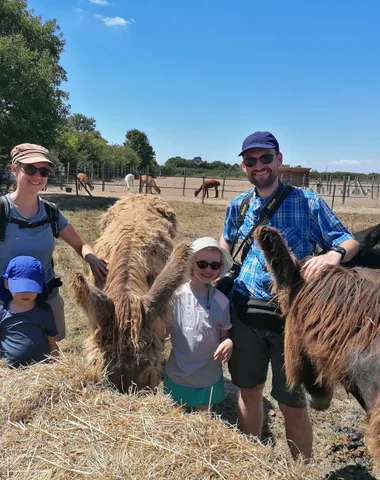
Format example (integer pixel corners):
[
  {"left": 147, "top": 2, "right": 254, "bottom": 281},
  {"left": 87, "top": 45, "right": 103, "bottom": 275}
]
[{"left": 0, "top": 355, "right": 314, "bottom": 480}]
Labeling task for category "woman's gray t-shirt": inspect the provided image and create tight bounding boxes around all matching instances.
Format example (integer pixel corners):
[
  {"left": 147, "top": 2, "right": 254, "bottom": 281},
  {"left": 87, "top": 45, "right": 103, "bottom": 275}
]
[
  {"left": 166, "top": 282, "right": 231, "bottom": 388},
  {"left": 0, "top": 194, "right": 69, "bottom": 284}
]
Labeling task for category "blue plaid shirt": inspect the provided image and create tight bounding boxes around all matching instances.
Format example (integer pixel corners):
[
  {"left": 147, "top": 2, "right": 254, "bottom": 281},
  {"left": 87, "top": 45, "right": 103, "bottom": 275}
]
[{"left": 223, "top": 185, "right": 354, "bottom": 300}]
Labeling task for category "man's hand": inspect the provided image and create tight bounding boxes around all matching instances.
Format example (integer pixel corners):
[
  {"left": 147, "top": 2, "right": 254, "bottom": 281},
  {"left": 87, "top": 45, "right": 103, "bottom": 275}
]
[
  {"left": 302, "top": 251, "right": 342, "bottom": 280},
  {"left": 213, "top": 338, "right": 233, "bottom": 363}
]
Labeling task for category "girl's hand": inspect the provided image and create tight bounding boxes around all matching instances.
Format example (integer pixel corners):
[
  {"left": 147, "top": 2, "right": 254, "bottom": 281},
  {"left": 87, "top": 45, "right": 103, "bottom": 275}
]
[
  {"left": 85, "top": 253, "right": 109, "bottom": 283},
  {"left": 213, "top": 338, "right": 233, "bottom": 363}
]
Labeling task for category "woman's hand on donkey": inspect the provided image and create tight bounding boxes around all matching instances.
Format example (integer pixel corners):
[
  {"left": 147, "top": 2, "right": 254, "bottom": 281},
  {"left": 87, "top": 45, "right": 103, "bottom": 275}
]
[{"left": 85, "top": 253, "right": 109, "bottom": 283}]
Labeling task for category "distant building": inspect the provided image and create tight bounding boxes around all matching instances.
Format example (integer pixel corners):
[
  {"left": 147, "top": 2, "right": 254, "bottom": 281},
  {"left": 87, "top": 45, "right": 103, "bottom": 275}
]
[{"left": 279, "top": 167, "right": 311, "bottom": 187}]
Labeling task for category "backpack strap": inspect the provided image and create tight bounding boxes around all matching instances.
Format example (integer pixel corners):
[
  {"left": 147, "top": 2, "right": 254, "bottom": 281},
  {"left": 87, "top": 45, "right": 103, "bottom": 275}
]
[
  {"left": 0, "top": 196, "right": 10, "bottom": 242},
  {"left": 41, "top": 199, "right": 60, "bottom": 239},
  {"left": 0, "top": 196, "right": 60, "bottom": 241}
]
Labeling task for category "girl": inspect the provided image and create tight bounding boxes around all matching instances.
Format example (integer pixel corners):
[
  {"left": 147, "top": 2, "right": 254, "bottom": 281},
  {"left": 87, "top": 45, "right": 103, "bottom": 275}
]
[
  {"left": 164, "top": 237, "right": 233, "bottom": 411},
  {"left": 0, "top": 143, "right": 108, "bottom": 341}
]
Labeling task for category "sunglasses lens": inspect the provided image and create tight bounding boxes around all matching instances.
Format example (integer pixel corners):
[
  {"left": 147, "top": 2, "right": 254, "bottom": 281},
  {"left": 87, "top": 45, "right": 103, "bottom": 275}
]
[
  {"left": 22, "top": 164, "right": 51, "bottom": 177},
  {"left": 196, "top": 261, "right": 208, "bottom": 269},
  {"left": 196, "top": 261, "right": 222, "bottom": 270},
  {"left": 39, "top": 168, "right": 51, "bottom": 177},
  {"left": 260, "top": 154, "right": 274, "bottom": 164},
  {"left": 210, "top": 262, "right": 222, "bottom": 270},
  {"left": 23, "top": 165, "right": 37, "bottom": 175},
  {"left": 243, "top": 158, "right": 257, "bottom": 167}
]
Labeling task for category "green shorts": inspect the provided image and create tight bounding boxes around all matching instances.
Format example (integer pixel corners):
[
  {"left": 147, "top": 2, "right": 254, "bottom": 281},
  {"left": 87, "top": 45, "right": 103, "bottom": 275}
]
[
  {"left": 228, "top": 311, "right": 306, "bottom": 409},
  {"left": 164, "top": 374, "right": 225, "bottom": 407}
]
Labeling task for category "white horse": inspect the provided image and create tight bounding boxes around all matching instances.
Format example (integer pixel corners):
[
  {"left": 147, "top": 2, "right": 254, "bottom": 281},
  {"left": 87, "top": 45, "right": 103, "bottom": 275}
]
[{"left": 124, "top": 173, "right": 135, "bottom": 191}]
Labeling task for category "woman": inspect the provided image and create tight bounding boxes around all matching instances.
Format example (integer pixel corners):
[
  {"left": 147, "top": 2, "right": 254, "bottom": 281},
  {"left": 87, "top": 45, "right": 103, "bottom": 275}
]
[{"left": 0, "top": 143, "right": 108, "bottom": 341}]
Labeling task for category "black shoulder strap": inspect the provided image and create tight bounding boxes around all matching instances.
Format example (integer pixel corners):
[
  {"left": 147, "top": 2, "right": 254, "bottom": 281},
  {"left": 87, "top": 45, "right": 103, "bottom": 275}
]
[
  {"left": 233, "top": 183, "right": 295, "bottom": 262},
  {"left": 0, "top": 195, "right": 10, "bottom": 242},
  {"left": 41, "top": 199, "right": 60, "bottom": 239},
  {"left": 237, "top": 190, "right": 255, "bottom": 228}
]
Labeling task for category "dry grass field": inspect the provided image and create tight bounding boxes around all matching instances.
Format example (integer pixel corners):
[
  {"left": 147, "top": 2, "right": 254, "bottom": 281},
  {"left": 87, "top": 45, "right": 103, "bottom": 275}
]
[{"left": 1, "top": 191, "right": 379, "bottom": 480}]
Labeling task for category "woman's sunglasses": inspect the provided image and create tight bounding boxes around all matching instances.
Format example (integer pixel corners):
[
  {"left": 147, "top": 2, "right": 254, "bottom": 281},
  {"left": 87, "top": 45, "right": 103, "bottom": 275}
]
[
  {"left": 243, "top": 153, "right": 274, "bottom": 168},
  {"left": 17, "top": 163, "right": 51, "bottom": 177},
  {"left": 196, "top": 260, "right": 223, "bottom": 271}
]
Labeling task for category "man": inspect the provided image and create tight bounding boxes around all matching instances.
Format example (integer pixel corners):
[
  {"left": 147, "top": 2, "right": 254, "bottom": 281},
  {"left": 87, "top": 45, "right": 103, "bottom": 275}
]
[{"left": 220, "top": 131, "right": 359, "bottom": 460}]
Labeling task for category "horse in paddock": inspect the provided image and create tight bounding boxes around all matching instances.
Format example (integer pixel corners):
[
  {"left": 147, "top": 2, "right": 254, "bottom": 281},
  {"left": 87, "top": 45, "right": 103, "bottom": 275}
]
[
  {"left": 254, "top": 225, "right": 380, "bottom": 463},
  {"left": 139, "top": 175, "right": 161, "bottom": 194},
  {"left": 124, "top": 173, "right": 135, "bottom": 191},
  {"left": 194, "top": 179, "right": 220, "bottom": 199},
  {"left": 77, "top": 173, "right": 94, "bottom": 191}
]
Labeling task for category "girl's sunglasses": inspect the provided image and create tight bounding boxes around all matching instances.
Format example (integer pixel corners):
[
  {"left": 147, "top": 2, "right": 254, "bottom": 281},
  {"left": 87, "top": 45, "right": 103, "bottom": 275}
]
[
  {"left": 196, "top": 260, "right": 223, "bottom": 271},
  {"left": 243, "top": 153, "right": 274, "bottom": 168},
  {"left": 18, "top": 163, "right": 51, "bottom": 177}
]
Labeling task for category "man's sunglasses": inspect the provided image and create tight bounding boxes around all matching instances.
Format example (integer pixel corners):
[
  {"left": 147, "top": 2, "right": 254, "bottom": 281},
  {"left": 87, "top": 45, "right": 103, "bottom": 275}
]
[
  {"left": 18, "top": 163, "right": 51, "bottom": 177},
  {"left": 243, "top": 153, "right": 275, "bottom": 168},
  {"left": 196, "top": 260, "right": 223, "bottom": 271}
]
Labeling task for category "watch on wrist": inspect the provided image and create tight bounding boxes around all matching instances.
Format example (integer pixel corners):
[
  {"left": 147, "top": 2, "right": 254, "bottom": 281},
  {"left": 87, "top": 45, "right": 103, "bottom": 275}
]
[{"left": 330, "top": 245, "right": 346, "bottom": 262}]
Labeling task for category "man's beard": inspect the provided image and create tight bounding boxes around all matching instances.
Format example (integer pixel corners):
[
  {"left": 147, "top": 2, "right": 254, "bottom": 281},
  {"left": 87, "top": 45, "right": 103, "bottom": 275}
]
[{"left": 247, "top": 169, "right": 278, "bottom": 189}]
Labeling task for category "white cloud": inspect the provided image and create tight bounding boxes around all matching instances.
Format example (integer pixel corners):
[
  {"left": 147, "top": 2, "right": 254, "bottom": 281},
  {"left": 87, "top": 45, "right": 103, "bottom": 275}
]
[
  {"left": 89, "top": 0, "right": 110, "bottom": 5},
  {"left": 131, "top": 18, "right": 136, "bottom": 23},
  {"left": 74, "top": 7, "right": 83, "bottom": 12},
  {"left": 95, "top": 14, "right": 130, "bottom": 28},
  {"left": 330, "top": 159, "right": 373, "bottom": 166}
]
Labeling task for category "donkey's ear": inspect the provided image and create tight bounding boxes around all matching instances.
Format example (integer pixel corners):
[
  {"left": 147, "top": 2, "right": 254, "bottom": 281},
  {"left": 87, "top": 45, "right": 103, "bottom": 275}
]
[
  {"left": 144, "top": 241, "right": 193, "bottom": 317},
  {"left": 254, "top": 226, "right": 302, "bottom": 290},
  {"left": 70, "top": 272, "right": 115, "bottom": 330}
]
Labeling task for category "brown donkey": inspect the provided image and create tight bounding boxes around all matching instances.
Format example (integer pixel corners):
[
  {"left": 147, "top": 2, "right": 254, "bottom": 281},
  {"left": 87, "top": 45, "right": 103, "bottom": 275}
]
[
  {"left": 254, "top": 225, "right": 380, "bottom": 464},
  {"left": 70, "top": 195, "right": 192, "bottom": 393}
]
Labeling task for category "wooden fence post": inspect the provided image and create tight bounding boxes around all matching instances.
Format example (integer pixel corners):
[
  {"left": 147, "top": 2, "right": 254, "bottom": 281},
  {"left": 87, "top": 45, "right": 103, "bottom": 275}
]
[
  {"left": 221, "top": 171, "right": 226, "bottom": 199},
  {"left": 331, "top": 184, "right": 336, "bottom": 210},
  {"left": 182, "top": 168, "right": 187, "bottom": 196},
  {"left": 145, "top": 166, "right": 149, "bottom": 194},
  {"left": 66, "top": 162, "right": 70, "bottom": 185},
  {"left": 342, "top": 176, "right": 346, "bottom": 204},
  {"left": 371, "top": 177, "right": 375, "bottom": 199},
  {"left": 75, "top": 176, "right": 78, "bottom": 197},
  {"left": 102, "top": 164, "right": 105, "bottom": 192}
]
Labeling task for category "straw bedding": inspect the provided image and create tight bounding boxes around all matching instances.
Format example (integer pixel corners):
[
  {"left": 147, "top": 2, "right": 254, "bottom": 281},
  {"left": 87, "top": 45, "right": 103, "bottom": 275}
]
[{"left": 0, "top": 355, "right": 312, "bottom": 480}]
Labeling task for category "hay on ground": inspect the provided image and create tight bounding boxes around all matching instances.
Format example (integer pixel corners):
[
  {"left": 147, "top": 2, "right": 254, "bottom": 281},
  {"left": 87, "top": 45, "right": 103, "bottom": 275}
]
[{"left": 0, "top": 354, "right": 313, "bottom": 480}]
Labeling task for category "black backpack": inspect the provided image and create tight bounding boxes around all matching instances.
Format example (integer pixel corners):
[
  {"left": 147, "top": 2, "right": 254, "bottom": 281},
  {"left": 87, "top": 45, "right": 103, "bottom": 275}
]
[{"left": 0, "top": 195, "right": 60, "bottom": 242}]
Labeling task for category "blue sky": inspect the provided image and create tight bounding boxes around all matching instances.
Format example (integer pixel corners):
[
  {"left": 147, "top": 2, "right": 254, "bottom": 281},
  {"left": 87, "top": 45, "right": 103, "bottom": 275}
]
[{"left": 28, "top": 0, "right": 380, "bottom": 173}]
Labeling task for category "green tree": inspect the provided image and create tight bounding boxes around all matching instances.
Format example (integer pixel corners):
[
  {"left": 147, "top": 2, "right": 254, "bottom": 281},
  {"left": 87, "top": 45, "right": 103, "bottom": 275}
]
[
  {"left": 102, "top": 144, "right": 141, "bottom": 168},
  {"left": 124, "top": 129, "right": 157, "bottom": 169},
  {"left": 0, "top": 0, "right": 69, "bottom": 159},
  {"left": 66, "top": 113, "right": 97, "bottom": 134}
]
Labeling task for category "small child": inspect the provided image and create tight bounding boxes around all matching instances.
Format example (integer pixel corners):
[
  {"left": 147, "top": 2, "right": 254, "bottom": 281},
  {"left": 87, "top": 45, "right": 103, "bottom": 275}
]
[
  {"left": 163, "top": 237, "right": 233, "bottom": 411},
  {"left": 0, "top": 256, "right": 59, "bottom": 367}
]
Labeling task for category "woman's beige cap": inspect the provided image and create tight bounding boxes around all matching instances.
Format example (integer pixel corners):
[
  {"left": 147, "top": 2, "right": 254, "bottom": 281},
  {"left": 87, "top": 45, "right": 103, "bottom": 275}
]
[{"left": 10, "top": 143, "right": 54, "bottom": 166}]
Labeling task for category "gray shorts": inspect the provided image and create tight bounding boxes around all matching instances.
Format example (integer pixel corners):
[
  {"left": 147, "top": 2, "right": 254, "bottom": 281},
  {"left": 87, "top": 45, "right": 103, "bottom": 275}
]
[
  {"left": 228, "top": 310, "right": 306, "bottom": 408},
  {"left": 46, "top": 292, "right": 66, "bottom": 341}
]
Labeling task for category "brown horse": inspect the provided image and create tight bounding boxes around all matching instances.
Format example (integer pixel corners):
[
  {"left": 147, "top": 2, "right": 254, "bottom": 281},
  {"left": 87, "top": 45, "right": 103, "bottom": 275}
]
[
  {"left": 139, "top": 175, "right": 161, "bottom": 194},
  {"left": 77, "top": 173, "right": 94, "bottom": 191},
  {"left": 194, "top": 179, "right": 220, "bottom": 198},
  {"left": 254, "top": 225, "right": 380, "bottom": 463}
]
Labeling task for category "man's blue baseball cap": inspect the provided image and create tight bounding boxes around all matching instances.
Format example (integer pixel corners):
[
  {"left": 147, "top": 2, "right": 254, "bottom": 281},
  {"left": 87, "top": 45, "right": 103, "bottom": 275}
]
[
  {"left": 3, "top": 256, "right": 45, "bottom": 294},
  {"left": 238, "top": 131, "right": 280, "bottom": 156}
]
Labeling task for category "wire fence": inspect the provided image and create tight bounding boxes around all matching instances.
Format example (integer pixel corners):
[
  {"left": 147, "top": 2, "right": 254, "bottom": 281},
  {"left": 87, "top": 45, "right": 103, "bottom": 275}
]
[{"left": 1, "top": 166, "right": 379, "bottom": 209}]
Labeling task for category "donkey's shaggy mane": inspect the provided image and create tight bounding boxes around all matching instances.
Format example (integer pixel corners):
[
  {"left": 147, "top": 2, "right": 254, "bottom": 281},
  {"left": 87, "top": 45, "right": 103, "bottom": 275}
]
[{"left": 285, "top": 265, "right": 380, "bottom": 390}]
